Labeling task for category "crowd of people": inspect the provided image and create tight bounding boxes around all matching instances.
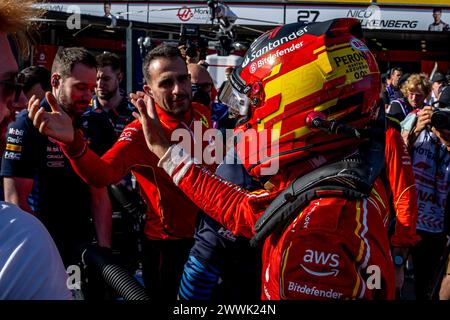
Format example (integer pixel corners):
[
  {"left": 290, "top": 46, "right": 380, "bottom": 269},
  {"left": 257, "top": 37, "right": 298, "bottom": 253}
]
[{"left": 1, "top": 0, "right": 450, "bottom": 301}]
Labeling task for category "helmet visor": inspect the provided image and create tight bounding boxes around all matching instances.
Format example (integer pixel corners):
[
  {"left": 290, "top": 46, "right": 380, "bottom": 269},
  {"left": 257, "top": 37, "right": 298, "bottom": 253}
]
[{"left": 218, "top": 80, "right": 250, "bottom": 116}]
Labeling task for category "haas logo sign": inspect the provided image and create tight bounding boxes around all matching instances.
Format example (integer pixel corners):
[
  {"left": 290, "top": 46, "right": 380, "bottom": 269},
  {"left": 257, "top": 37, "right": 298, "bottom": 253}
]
[
  {"left": 177, "top": 6, "right": 193, "bottom": 22},
  {"left": 300, "top": 249, "right": 340, "bottom": 277}
]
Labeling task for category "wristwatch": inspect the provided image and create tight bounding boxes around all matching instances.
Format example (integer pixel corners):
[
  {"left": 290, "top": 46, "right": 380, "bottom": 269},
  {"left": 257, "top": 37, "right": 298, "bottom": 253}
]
[{"left": 393, "top": 255, "right": 405, "bottom": 267}]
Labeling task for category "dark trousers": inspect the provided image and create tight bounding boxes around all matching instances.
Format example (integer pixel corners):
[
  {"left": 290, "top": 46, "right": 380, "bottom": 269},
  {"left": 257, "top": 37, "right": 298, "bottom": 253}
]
[
  {"left": 411, "top": 230, "right": 448, "bottom": 299},
  {"left": 142, "top": 237, "right": 194, "bottom": 300}
]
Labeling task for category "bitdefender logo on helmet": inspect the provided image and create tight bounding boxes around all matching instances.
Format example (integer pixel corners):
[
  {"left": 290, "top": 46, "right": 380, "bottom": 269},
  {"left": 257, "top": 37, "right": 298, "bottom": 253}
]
[{"left": 243, "top": 26, "right": 309, "bottom": 68}]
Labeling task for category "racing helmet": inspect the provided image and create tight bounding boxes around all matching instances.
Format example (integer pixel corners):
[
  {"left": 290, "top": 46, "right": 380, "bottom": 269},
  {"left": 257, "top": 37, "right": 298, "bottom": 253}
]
[{"left": 219, "top": 18, "right": 381, "bottom": 177}]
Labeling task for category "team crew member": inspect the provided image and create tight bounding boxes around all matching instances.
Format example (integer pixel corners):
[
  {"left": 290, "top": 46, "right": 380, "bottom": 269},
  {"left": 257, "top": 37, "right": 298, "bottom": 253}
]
[
  {"left": 188, "top": 63, "right": 233, "bottom": 132},
  {"left": 19, "top": 66, "right": 51, "bottom": 102},
  {"left": 27, "top": 45, "right": 212, "bottom": 300},
  {"left": 1, "top": 47, "right": 112, "bottom": 267},
  {"left": 134, "top": 19, "right": 397, "bottom": 300},
  {"left": 91, "top": 52, "right": 135, "bottom": 137},
  {"left": 84, "top": 52, "right": 135, "bottom": 189}
]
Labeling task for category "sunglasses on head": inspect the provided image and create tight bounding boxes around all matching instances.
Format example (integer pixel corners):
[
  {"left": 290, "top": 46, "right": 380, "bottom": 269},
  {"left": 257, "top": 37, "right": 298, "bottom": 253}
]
[{"left": 0, "top": 72, "right": 25, "bottom": 103}]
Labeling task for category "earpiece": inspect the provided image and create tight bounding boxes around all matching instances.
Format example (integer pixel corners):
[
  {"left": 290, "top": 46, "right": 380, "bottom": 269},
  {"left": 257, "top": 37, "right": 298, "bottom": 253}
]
[{"left": 52, "top": 76, "right": 60, "bottom": 87}]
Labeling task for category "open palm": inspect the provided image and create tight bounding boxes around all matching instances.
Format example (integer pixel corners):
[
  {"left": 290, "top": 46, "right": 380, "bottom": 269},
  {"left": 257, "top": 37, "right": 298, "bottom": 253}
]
[
  {"left": 27, "top": 92, "right": 74, "bottom": 144},
  {"left": 131, "top": 93, "right": 170, "bottom": 159}
]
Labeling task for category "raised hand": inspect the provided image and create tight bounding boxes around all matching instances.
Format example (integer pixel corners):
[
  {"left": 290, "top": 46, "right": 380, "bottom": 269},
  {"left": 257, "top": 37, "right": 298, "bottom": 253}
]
[
  {"left": 414, "top": 106, "right": 433, "bottom": 134},
  {"left": 131, "top": 93, "right": 170, "bottom": 159},
  {"left": 28, "top": 92, "right": 74, "bottom": 144},
  {"left": 129, "top": 91, "right": 146, "bottom": 104}
]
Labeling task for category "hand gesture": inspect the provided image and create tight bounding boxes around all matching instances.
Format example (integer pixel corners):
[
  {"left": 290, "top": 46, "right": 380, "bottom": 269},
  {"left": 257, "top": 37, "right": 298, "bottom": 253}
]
[
  {"left": 28, "top": 92, "right": 74, "bottom": 144},
  {"left": 131, "top": 93, "right": 170, "bottom": 159},
  {"left": 414, "top": 106, "right": 433, "bottom": 134},
  {"left": 129, "top": 91, "right": 147, "bottom": 104}
]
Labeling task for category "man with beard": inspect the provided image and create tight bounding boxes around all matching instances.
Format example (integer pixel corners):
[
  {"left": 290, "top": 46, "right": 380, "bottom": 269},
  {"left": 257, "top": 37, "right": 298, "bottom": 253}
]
[
  {"left": 91, "top": 52, "right": 134, "bottom": 137},
  {"left": 1, "top": 47, "right": 112, "bottom": 280}
]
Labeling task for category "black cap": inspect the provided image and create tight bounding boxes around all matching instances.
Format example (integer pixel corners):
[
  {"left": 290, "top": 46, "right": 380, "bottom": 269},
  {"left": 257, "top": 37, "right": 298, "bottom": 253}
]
[
  {"left": 431, "top": 72, "right": 447, "bottom": 83},
  {"left": 438, "top": 86, "right": 450, "bottom": 107}
]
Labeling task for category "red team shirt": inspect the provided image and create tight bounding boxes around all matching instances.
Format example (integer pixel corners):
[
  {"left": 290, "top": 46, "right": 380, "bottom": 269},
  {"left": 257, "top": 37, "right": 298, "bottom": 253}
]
[{"left": 61, "top": 102, "right": 211, "bottom": 240}]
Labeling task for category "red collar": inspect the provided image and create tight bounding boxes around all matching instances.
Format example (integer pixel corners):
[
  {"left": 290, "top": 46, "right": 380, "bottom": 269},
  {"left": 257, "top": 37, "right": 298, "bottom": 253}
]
[{"left": 155, "top": 103, "right": 194, "bottom": 132}]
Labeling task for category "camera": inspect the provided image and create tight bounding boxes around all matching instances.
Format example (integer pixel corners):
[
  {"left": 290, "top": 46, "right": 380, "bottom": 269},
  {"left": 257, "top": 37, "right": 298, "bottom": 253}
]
[
  {"left": 179, "top": 25, "right": 199, "bottom": 59},
  {"left": 179, "top": 24, "right": 208, "bottom": 60},
  {"left": 431, "top": 108, "right": 450, "bottom": 130}
]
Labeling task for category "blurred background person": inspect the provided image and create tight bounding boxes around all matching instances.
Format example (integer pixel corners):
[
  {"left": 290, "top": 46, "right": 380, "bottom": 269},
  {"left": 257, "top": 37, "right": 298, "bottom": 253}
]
[
  {"left": 387, "top": 73, "right": 429, "bottom": 123},
  {"left": 218, "top": 66, "right": 233, "bottom": 99},
  {"left": 19, "top": 66, "right": 51, "bottom": 101},
  {"left": 429, "top": 72, "right": 448, "bottom": 105},
  {"left": 385, "top": 67, "right": 403, "bottom": 103},
  {"left": 188, "top": 63, "right": 235, "bottom": 134},
  {"left": 91, "top": 52, "right": 134, "bottom": 138}
]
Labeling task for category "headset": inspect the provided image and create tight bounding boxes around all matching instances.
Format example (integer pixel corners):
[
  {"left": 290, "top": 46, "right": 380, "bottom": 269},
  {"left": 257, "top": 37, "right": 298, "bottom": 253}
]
[
  {"left": 52, "top": 76, "right": 60, "bottom": 87},
  {"left": 51, "top": 76, "right": 62, "bottom": 102}
]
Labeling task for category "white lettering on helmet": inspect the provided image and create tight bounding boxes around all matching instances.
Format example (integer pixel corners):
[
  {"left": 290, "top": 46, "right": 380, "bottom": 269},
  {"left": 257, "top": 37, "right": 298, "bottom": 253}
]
[{"left": 242, "top": 26, "right": 308, "bottom": 68}]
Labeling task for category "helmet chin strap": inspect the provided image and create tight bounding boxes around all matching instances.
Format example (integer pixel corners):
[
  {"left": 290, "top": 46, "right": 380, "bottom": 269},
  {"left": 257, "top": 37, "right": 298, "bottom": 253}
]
[{"left": 306, "top": 111, "right": 368, "bottom": 139}]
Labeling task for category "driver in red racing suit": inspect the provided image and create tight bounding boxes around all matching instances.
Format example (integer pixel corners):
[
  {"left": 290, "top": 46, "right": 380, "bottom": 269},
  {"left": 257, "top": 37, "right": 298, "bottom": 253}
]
[{"left": 134, "top": 19, "right": 397, "bottom": 299}]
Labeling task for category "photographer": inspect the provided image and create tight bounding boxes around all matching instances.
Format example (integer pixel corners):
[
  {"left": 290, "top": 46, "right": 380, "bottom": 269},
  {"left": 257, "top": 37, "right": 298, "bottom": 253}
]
[
  {"left": 401, "top": 86, "right": 450, "bottom": 299},
  {"left": 178, "top": 42, "right": 199, "bottom": 64},
  {"left": 429, "top": 72, "right": 448, "bottom": 106}
]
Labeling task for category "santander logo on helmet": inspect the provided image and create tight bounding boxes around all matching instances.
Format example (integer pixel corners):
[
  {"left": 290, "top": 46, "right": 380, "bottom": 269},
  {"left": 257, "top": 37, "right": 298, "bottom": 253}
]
[{"left": 241, "top": 25, "right": 308, "bottom": 69}]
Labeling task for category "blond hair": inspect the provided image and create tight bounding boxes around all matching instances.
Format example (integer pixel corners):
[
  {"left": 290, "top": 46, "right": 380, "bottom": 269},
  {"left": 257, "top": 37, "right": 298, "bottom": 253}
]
[
  {"left": 0, "top": 0, "right": 44, "bottom": 58},
  {"left": 401, "top": 73, "right": 431, "bottom": 98}
]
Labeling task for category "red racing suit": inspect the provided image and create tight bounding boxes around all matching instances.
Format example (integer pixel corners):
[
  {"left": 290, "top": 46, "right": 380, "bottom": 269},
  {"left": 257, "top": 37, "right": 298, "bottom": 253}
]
[
  {"left": 384, "top": 122, "right": 420, "bottom": 247},
  {"left": 61, "top": 102, "right": 212, "bottom": 240},
  {"left": 158, "top": 145, "right": 396, "bottom": 299}
]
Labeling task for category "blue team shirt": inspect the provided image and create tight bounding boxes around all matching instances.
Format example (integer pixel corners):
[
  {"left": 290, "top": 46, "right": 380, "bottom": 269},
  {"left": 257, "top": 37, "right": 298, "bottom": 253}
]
[{"left": 0, "top": 98, "right": 117, "bottom": 258}]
